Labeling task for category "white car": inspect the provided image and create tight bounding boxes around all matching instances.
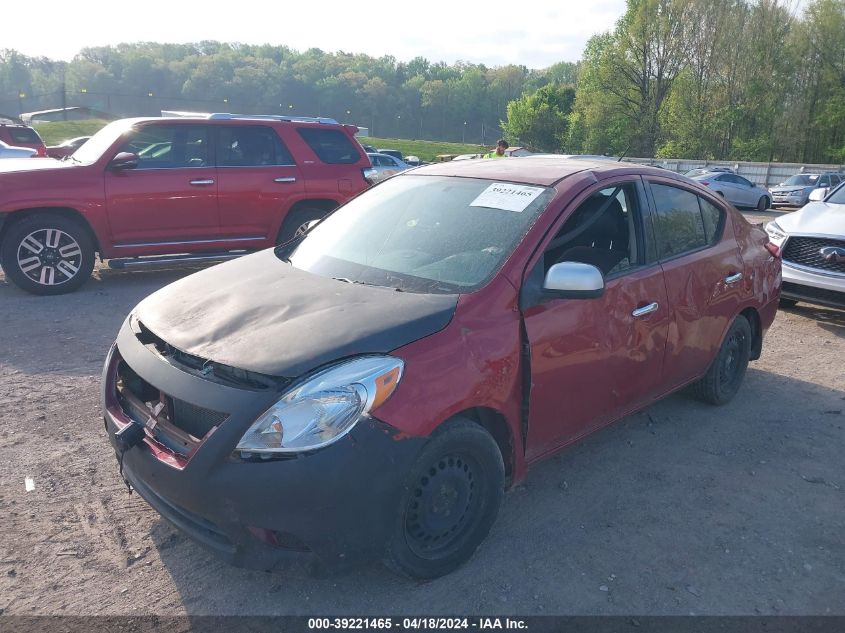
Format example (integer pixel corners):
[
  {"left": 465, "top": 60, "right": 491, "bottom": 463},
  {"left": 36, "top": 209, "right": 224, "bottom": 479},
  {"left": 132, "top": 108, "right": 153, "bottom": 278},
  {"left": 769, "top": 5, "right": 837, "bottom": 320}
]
[
  {"left": 765, "top": 183, "right": 845, "bottom": 309},
  {"left": 0, "top": 140, "right": 37, "bottom": 159}
]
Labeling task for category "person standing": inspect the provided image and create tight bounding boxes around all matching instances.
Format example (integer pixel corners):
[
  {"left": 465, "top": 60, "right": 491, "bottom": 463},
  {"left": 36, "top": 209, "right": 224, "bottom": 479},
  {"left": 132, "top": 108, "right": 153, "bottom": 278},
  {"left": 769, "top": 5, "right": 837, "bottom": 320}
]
[{"left": 484, "top": 139, "right": 509, "bottom": 158}]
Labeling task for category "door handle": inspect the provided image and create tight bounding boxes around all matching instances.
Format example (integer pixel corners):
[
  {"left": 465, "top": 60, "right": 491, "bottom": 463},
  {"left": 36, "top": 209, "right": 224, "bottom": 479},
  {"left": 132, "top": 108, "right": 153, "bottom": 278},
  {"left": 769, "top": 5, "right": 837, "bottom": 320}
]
[
  {"left": 189, "top": 179, "right": 214, "bottom": 186},
  {"left": 632, "top": 302, "right": 659, "bottom": 318},
  {"left": 274, "top": 177, "right": 297, "bottom": 183},
  {"left": 725, "top": 272, "right": 743, "bottom": 284}
]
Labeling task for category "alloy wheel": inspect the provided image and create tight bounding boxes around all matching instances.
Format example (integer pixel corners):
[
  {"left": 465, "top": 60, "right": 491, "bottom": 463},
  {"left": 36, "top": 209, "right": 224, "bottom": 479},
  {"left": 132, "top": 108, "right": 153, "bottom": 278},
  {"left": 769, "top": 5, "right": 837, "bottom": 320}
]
[{"left": 16, "top": 228, "right": 83, "bottom": 287}]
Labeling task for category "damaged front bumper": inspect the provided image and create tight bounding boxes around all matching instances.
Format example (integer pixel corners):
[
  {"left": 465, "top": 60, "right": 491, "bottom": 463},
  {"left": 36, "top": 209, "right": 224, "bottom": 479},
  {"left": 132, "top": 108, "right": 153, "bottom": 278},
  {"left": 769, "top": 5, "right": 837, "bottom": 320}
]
[{"left": 101, "top": 318, "right": 425, "bottom": 571}]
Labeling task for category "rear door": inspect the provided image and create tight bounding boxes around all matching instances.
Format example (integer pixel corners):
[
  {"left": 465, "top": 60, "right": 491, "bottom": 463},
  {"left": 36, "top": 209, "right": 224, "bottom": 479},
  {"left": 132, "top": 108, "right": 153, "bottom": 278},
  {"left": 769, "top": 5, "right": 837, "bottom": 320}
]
[
  {"left": 645, "top": 179, "right": 746, "bottom": 392},
  {"left": 105, "top": 123, "right": 219, "bottom": 245},
  {"left": 215, "top": 124, "right": 305, "bottom": 244},
  {"left": 522, "top": 180, "right": 670, "bottom": 461}
]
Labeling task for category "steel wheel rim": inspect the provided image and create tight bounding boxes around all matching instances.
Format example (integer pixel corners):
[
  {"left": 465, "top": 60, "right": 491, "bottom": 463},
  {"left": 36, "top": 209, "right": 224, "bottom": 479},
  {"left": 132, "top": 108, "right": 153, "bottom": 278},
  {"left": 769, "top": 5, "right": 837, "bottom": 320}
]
[
  {"left": 404, "top": 453, "right": 483, "bottom": 559},
  {"left": 720, "top": 330, "right": 746, "bottom": 389},
  {"left": 16, "top": 228, "right": 83, "bottom": 286}
]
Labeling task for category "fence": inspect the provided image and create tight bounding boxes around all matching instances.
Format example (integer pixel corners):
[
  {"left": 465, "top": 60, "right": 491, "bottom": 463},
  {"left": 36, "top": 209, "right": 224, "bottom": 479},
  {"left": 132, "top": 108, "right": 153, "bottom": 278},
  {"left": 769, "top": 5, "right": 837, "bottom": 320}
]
[{"left": 623, "top": 158, "right": 845, "bottom": 188}]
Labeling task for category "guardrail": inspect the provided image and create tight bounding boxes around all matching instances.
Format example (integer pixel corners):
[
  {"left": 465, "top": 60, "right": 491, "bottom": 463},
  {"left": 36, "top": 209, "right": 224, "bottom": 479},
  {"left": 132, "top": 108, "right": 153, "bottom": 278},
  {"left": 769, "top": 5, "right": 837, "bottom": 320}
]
[{"left": 622, "top": 158, "right": 845, "bottom": 188}]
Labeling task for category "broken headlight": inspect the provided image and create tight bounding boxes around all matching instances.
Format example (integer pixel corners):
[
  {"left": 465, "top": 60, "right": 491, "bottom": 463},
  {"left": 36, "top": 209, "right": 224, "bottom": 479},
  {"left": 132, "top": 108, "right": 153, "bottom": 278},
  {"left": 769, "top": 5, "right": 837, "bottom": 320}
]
[
  {"left": 236, "top": 356, "right": 403, "bottom": 456},
  {"left": 765, "top": 221, "right": 787, "bottom": 246}
]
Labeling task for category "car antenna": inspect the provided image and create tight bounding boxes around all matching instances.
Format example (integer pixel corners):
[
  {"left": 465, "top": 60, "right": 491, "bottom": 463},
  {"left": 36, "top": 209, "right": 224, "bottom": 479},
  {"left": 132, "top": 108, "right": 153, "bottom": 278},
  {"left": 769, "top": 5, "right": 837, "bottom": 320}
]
[{"left": 617, "top": 141, "right": 632, "bottom": 162}]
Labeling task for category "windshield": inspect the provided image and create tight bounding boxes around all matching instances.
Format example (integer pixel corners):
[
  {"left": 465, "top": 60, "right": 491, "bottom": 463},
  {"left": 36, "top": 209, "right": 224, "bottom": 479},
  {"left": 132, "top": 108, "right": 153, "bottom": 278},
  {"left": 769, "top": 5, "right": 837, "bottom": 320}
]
[
  {"left": 781, "top": 174, "right": 818, "bottom": 187},
  {"left": 284, "top": 175, "right": 555, "bottom": 294},
  {"left": 827, "top": 183, "right": 845, "bottom": 205},
  {"left": 71, "top": 119, "right": 134, "bottom": 163}
]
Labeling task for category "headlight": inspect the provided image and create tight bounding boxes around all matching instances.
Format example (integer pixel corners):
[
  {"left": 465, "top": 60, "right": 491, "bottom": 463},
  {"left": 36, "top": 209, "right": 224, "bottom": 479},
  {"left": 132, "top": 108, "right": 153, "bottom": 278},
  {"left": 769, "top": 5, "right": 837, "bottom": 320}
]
[
  {"left": 765, "top": 221, "right": 787, "bottom": 244},
  {"left": 236, "top": 356, "right": 403, "bottom": 456}
]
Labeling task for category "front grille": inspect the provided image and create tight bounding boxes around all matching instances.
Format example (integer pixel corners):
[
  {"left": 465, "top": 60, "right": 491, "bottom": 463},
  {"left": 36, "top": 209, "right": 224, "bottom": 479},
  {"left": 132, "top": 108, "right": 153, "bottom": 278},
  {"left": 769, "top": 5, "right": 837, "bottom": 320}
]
[
  {"left": 782, "top": 282, "right": 845, "bottom": 308},
  {"left": 117, "top": 361, "right": 228, "bottom": 444},
  {"left": 782, "top": 236, "right": 845, "bottom": 274}
]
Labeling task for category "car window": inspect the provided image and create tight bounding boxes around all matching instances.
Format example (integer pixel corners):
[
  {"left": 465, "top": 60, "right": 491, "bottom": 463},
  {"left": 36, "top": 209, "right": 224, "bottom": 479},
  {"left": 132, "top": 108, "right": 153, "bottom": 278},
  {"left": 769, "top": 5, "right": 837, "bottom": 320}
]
[
  {"left": 698, "top": 197, "right": 725, "bottom": 244},
  {"left": 218, "top": 126, "right": 294, "bottom": 167},
  {"left": 736, "top": 176, "right": 753, "bottom": 187},
  {"left": 8, "top": 127, "right": 41, "bottom": 144},
  {"left": 372, "top": 155, "right": 387, "bottom": 167},
  {"left": 650, "top": 183, "right": 709, "bottom": 259},
  {"left": 119, "top": 125, "right": 210, "bottom": 169},
  {"left": 297, "top": 127, "right": 361, "bottom": 164},
  {"left": 832, "top": 175, "right": 842, "bottom": 185},
  {"left": 286, "top": 175, "right": 555, "bottom": 293},
  {"left": 543, "top": 183, "right": 642, "bottom": 276},
  {"left": 818, "top": 175, "right": 830, "bottom": 187}
]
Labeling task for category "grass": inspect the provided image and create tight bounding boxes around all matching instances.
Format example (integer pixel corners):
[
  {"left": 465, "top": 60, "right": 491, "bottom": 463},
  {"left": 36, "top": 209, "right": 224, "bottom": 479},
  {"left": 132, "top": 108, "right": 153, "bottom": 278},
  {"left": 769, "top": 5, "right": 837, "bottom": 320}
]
[
  {"left": 32, "top": 120, "right": 112, "bottom": 145},
  {"left": 358, "top": 137, "right": 487, "bottom": 162}
]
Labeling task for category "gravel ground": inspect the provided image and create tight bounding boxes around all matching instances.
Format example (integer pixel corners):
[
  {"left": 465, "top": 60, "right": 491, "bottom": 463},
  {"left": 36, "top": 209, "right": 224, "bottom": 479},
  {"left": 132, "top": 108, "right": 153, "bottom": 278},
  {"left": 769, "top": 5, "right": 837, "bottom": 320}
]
[{"left": 1, "top": 209, "right": 843, "bottom": 616}]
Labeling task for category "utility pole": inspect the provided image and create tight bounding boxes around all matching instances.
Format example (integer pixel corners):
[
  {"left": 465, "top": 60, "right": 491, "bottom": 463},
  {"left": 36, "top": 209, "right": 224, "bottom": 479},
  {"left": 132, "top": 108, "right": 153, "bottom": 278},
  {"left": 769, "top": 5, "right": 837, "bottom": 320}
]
[{"left": 61, "top": 80, "right": 67, "bottom": 120}]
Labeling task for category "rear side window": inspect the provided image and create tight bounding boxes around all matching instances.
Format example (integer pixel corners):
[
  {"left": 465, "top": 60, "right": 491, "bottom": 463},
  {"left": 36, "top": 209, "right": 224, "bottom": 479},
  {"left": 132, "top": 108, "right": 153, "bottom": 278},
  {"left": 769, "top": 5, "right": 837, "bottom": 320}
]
[
  {"left": 217, "top": 125, "right": 294, "bottom": 166},
  {"left": 698, "top": 197, "right": 724, "bottom": 243},
  {"left": 650, "top": 183, "right": 708, "bottom": 259},
  {"left": 297, "top": 128, "right": 361, "bottom": 164},
  {"left": 9, "top": 127, "right": 41, "bottom": 144}
]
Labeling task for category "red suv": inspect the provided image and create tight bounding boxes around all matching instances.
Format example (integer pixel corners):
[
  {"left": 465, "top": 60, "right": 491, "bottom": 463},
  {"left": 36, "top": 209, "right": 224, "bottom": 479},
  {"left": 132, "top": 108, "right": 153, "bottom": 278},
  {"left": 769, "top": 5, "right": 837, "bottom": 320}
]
[
  {"left": 103, "top": 158, "right": 781, "bottom": 578},
  {"left": 0, "top": 114, "right": 372, "bottom": 294},
  {"left": 0, "top": 120, "right": 47, "bottom": 157}
]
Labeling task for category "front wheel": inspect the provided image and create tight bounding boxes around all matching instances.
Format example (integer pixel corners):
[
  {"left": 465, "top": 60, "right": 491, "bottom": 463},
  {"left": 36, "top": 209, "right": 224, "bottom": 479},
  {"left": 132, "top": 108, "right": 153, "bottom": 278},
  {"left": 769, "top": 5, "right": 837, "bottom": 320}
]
[
  {"left": 1, "top": 213, "right": 95, "bottom": 295},
  {"left": 276, "top": 207, "right": 331, "bottom": 245},
  {"left": 756, "top": 196, "right": 770, "bottom": 212},
  {"left": 689, "top": 315, "right": 752, "bottom": 405},
  {"left": 384, "top": 419, "right": 504, "bottom": 579}
]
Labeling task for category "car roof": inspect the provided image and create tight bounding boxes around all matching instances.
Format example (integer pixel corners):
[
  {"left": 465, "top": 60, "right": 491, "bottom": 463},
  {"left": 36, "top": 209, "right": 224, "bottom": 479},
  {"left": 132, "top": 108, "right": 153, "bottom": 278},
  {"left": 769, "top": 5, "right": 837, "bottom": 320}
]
[{"left": 411, "top": 156, "right": 670, "bottom": 187}]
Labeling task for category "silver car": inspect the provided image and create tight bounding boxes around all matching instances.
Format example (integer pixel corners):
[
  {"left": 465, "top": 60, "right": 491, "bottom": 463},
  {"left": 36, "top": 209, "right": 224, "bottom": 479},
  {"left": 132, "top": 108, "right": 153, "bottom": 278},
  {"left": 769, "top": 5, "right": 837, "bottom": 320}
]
[
  {"left": 770, "top": 173, "right": 844, "bottom": 208},
  {"left": 690, "top": 171, "right": 771, "bottom": 211},
  {"left": 0, "top": 140, "right": 37, "bottom": 159},
  {"left": 366, "top": 152, "right": 411, "bottom": 183}
]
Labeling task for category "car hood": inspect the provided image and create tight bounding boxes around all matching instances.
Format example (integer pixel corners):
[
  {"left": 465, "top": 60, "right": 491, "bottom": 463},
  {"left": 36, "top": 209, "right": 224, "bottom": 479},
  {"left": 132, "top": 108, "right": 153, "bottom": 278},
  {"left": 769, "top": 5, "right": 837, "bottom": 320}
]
[
  {"left": 771, "top": 186, "right": 810, "bottom": 193},
  {"left": 134, "top": 249, "right": 458, "bottom": 378},
  {"left": 0, "top": 158, "right": 73, "bottom": 173},
  {"left": 775, "top": 201, "right": 845, "bottom": 237}
]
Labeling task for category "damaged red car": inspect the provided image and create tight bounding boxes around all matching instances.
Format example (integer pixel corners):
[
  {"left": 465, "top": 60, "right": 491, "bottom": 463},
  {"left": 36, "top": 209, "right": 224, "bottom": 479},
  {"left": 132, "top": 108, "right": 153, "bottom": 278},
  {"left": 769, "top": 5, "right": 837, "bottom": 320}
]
[{"left": 103, "top": 158, "right": 781, "bottom": 579}]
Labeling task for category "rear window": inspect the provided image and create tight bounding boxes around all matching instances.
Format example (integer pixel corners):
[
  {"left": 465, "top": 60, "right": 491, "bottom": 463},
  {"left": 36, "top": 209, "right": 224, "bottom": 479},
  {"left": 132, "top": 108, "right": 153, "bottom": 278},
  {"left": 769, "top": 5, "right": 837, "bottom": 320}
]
[
  {"left": 297, "top": 128, "right": 361, "bottom": 164},
  {"left": 8, "top": 127, "right": 41, "bottom": 144}
]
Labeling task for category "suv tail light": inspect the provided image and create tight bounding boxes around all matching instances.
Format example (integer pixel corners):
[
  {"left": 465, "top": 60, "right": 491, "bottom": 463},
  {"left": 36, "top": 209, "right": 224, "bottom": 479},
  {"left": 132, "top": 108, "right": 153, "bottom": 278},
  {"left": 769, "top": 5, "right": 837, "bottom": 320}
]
[{"left": 363, "top": 167, "right": 378, "bottom": 186}]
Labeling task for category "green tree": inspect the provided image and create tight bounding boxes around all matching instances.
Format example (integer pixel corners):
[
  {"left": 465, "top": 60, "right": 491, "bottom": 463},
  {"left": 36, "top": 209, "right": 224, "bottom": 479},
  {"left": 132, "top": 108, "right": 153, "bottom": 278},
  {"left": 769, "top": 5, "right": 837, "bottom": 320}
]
[{"left": 502, "top": 84, "right": 575, "bottom": 151}]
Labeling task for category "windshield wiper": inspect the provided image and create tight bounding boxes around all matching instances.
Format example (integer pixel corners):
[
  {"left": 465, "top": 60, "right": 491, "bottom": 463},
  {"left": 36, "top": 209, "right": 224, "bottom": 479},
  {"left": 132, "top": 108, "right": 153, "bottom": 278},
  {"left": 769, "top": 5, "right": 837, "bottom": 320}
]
[{"left": 332, "top": 277, "right": 404, "bottom": 291}]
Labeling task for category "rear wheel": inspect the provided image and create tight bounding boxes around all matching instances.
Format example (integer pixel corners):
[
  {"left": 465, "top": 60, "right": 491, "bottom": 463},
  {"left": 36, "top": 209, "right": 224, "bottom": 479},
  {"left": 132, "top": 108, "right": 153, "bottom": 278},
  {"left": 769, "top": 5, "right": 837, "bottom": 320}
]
[
  {"left": 1, "top": 213, "right": 95, "bottom": 295},
  {"left": 756, "top": 196, "right": 770, "bottom": 212},
  {"left": 276, "top": 207, "right": 331, "bottom": 245},
  {"left": 689, "top": 315, "right": 752, "bottom": 405},
  {"left": 384, "top": 419, "right": 504, "bottom": 579}
]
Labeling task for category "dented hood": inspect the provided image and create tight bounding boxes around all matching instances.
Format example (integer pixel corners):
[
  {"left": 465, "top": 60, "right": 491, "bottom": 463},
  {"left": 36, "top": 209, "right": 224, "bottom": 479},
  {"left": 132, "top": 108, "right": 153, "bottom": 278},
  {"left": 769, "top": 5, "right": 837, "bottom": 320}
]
[{"left": 134, "top": 249, "right": 457, "bottom": 378}]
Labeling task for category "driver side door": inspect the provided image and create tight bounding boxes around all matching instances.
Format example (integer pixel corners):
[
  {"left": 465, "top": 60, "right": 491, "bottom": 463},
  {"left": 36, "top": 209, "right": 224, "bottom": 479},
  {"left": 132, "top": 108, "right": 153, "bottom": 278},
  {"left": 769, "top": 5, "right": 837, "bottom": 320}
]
[{"left": 521, "top": 180, "right": 670, "bottom": 462}]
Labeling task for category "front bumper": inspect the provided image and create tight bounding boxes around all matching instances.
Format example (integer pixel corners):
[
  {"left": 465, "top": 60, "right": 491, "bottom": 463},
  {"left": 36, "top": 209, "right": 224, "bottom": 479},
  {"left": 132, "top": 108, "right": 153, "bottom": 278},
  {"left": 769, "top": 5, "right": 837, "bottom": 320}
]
[
  {"left": 770, "top": 191, "right": 808, "bottom": 207},
  {"left": 102, "top": 318, "right": 425, "bottom": 571},
  {"left": 781, "top": 263, "right": 845, "bottom": 308}
]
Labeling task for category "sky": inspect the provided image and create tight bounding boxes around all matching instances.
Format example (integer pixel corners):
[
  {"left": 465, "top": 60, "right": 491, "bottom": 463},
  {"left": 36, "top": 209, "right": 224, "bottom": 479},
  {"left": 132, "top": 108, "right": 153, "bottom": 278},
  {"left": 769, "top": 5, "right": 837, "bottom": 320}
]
[{"left": 11, "top": 0, "right": 628, "bottom": 69}]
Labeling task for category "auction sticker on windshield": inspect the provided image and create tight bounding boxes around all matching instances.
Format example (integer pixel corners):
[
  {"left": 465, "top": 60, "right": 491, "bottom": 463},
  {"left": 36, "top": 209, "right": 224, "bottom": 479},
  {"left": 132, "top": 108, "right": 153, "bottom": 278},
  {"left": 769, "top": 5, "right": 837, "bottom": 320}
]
[{"left": 470, "top": 183, "right": 546, "bottom": 212}]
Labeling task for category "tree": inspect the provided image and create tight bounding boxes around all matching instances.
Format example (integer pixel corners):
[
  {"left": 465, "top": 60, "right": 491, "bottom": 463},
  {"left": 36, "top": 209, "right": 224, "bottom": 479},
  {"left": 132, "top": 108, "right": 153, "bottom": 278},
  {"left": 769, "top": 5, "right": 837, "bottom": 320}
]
[{"left": 502, "top": 84, "right": 575, "bottom": 151}]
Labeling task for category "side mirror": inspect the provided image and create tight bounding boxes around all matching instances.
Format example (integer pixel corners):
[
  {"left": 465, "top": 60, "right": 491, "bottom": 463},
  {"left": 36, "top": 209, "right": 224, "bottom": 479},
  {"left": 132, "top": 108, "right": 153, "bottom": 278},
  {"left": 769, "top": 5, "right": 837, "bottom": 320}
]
[
  {"left": 543, "top": 261, "right": 605, "bottom": 299},
  {"left": 109, "top": 152, "right": 139, "bottom": 170},
  {"left": 808, "top": 188, "right": 827, "bottom": 202}
]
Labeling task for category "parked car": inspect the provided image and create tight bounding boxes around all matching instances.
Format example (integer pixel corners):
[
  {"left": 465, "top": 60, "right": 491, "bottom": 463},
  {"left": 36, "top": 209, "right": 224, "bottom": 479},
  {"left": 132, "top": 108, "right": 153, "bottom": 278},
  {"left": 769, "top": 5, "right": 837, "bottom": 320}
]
[
  {"left": 0, "top": 140, "right": 37, "bottom": 159},
  {"left": 404, "top": 155, "right": 421, "bottom": 166},
  {"left": 0, "top": 121, "right": 47, "bottom": 157},
  {"left": 46, "top": 136, "right": 91, "bottom": 159},
  {"left": 684, "top": 166, "right": 735, "bottom": 178},
  {"left": 365, "top": 152, "right": 411, "bottom": 182},
  {"left": 690, "top": 171, "right": 771, "bottom": 211},
  {"left": 0, "top": 113, "right": 372, "bottom": 295},
  {"left": 766, "top": 181, "right": 845, "bottom": 309},
  {"left": 103, "top": 158, "right": 780, "bottom": 579},
  {"left": 377, "top": 148, "right": 404, "bottom": 162},
  {"left": 769, "top": 173, "right": 843, "bottom": 208},
  {"left": 361, "top": 143, "right": 377, "bottom": 154}
]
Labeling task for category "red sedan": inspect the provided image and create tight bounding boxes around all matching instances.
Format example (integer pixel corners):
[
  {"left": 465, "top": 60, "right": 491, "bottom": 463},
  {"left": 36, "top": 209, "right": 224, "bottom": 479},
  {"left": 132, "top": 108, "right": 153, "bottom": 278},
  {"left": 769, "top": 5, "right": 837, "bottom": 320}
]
[{"left": 103, "top": 157, "right": 781, "bottom": 578}]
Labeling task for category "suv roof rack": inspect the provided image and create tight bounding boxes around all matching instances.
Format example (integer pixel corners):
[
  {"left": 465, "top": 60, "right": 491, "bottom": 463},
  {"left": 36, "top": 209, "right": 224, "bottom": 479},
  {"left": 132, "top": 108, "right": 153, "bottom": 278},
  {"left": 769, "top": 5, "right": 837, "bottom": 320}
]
[{"left": 161, "top": 110, "right": 339, "bottom": 125}]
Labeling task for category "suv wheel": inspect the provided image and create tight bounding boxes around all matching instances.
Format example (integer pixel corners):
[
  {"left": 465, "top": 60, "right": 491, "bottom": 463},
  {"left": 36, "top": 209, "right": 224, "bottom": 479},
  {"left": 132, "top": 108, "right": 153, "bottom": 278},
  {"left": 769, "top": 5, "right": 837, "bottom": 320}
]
[
  {"left": 384, "top": 419, "right": 504, "bottom": 579},
  {"left": 689, "top": 315, "right": 752, "bottom": 405},
  {"left": 1, "top": 214, "right": 95, "bottom": 295},
  {"left": 276, "top": 207, "right": 330, "bottom": 245}
]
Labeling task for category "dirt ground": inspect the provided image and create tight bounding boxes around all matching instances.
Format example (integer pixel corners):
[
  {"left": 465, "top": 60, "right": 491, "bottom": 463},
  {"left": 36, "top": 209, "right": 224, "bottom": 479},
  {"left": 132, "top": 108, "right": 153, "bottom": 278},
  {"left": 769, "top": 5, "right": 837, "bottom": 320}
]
[{"left": 0, "top": 210, "right": 843, "bottom": 616}]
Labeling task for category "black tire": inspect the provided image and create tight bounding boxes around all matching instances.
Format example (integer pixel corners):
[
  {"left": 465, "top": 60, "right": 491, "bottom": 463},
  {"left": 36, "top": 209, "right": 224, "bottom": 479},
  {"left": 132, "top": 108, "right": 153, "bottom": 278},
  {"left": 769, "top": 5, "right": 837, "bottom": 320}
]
[
  {"left": 276, "top": 207, "right": 331, "bottom": 245},
  {"left": 384, "top": 419, "right": 505, "bottom": 580},
  {"left": 1, "top": 213, "right": 95, "bottom": 295},
  {"left": 756, "top": 196, "right": 770, "bottom": 212},
  {"left": 779, "top": 297, "right": 798, "bottom": 308},
  {"left": 689, "top": 315, "right": 752, "bottom": 405}
]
